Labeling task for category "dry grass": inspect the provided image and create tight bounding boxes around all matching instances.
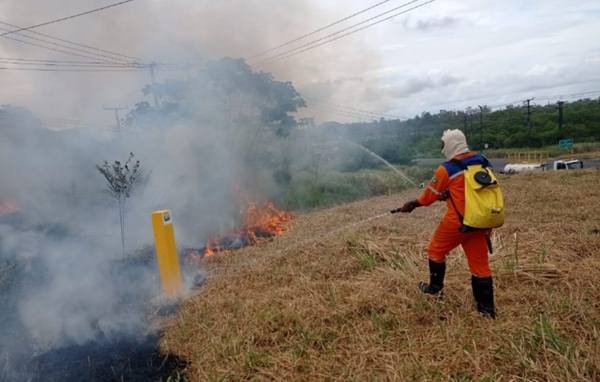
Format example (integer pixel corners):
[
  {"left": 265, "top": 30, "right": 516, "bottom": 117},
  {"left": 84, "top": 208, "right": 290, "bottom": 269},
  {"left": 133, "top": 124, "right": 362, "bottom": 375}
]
[{"left": 161, "top": 170, "right": 600, "bottom": 381}]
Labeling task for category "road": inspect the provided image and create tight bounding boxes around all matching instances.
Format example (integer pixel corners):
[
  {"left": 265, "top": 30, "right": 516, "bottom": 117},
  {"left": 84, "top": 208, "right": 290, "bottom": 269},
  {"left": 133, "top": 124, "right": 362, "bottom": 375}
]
[{"left": 415, "top": 157, "right": 600, "bottom": 169}]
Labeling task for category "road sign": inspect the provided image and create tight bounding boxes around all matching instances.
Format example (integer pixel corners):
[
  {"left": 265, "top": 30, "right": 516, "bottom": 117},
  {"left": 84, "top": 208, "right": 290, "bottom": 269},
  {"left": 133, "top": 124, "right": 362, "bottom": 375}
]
[{"left": 558, "top": 138, "right": 573, "bottom": 149}]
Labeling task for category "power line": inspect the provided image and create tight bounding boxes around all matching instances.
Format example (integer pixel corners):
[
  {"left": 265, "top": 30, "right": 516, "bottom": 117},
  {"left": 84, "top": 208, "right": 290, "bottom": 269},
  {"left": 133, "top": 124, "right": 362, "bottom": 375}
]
[
  {"left": 311, "top": 102, "right": 399, "bottom": 121},
  {"left": 255, "top": 0, "right": 421, "bottom": 64},
  {"left": 256, "top": 0, "right": 432, "bottom": 64},
  {"left": 0, "top": 57, "right": 139, "bottom": 66},
  {"left": 0, "top": 29, "right": 134, "bottom": 65},
  {"left": 0, "top": 31, "right": 136, "bottom": 63},
  {"left": 248, "top": 0, "right": 398, "bottom": 59},
  {"left": 0, "top": 19, "right": 141, "bottom": 63},
  {"left": 306, "top": 97, "right": 406, "bottom": 120},
  {"left": 308, "top": 102, "right": 376, "bottom": 122},
  {"left": 321, "top": 107, "right": 378, "bottom": 122},
  {"left": 327, "top": 109, "right": 377, "bottom": 123},
  {"left": 0, "top": 57, "right": 196, "bottom": 73},
  {"left": 1, "top": 63, "right": 141, "bottom": 69},
  {"left": 309, "top": 102, "right": 406, "bottom": 124},
  {"left": 0, "top": 66, "right": 142, "bottom": 72},
  {"left": 0, "top": 59, "right": 142, "bottom": 68},
  {"left": 426, "top": 82, "right": 600, "bottom": 112},
  {"left": 0, "top": 0, "right": 136, "bottom": 38},
  {"left": 536, "top": 90, "right": 600, "bottom": 101},
  {"left": 483, "top": 90, "right": 600, "bottom": 111},
  {"left": 0, "top": 30, "right": 195, "bottom": 69},
  {"left": 263, "top": 0, "right": 435, "bottom": 64}
]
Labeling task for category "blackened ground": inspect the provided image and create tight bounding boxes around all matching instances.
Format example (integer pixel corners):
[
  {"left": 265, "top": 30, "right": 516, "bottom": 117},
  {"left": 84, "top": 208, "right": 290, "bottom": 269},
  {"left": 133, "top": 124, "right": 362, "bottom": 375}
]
[
  {"left": 21, "top": 336, "right": 187, "bottom": 382},
  {"left": 198, "top": 229, "right": 277, "bottom": 254},
  {"left": 0, "top": 221, "right": 193, "bottom": 382}
]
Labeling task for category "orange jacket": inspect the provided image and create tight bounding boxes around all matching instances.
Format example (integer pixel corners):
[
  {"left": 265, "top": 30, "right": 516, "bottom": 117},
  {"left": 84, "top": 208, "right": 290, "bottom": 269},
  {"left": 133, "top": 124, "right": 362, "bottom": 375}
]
[{"left": 417, "top": 151, "right": 488, "bottom": 229}]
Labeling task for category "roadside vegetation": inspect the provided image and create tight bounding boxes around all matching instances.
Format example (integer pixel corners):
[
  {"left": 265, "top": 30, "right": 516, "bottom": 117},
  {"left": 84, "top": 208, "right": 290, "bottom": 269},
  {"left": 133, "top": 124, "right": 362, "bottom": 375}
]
[
  {"left": 321, "top": 97, "right": 600, "bottom": 160},
  {"left": 281, "top": 165, "right": 434, "bottom": 211},
  {"left": 161, "top": 169, "right": 600, "bottom": 381}
]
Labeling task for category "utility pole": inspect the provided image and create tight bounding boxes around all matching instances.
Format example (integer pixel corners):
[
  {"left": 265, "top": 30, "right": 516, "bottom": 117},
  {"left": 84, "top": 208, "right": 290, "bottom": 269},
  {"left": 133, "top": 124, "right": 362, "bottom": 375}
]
[
  {"left": 525, "top": 98, "right": 534, "bottom": 146},
  {"left": 103, "top": 106, "right": 126, "bottom": 131},
  {"left": 470, "top": 111, "right": 473, "bottom": 131},
  {"left": 478, "top": 105, "right": 484, "bottom": 150},
  {"left": 557, "top": 101, "right": 565, "bottom": 139},
  {"left": 149, "top": 61, "right": 160, "bottom": 108}
]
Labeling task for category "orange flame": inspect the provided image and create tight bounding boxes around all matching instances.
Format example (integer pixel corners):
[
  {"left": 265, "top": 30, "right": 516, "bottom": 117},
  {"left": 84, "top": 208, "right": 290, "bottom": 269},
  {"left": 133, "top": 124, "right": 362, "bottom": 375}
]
[
  {"left": 204, "top": 246, "right": 215, "bottom": 257},
  {"left": 0, "top": 200, "right": 19, "bottom": 216},
  {"left": 202, "top": 202, "right": 293, "bottom": 257}
]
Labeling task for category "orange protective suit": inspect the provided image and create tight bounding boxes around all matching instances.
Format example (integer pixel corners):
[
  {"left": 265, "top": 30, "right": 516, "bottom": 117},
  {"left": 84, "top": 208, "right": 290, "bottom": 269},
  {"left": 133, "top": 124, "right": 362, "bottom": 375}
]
[{"left": 417, "top": 151, "right": 492, "bottom": 277}]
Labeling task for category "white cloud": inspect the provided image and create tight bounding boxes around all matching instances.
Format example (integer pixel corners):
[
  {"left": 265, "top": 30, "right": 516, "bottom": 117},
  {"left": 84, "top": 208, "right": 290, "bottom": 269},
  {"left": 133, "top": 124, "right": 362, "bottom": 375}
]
[{"left": 0, "top": 0, "right": 599, "bottom": 124}]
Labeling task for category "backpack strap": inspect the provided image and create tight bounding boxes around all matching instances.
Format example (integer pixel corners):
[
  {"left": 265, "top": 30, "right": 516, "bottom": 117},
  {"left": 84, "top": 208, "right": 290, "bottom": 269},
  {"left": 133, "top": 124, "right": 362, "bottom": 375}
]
[
  {"left": 481, "top": 156, "right": 491, "bottom": 168},
  {"left": 451, "top": 155, "right": 491, "bottom": 169},
  {"left": 450, "top": 158, "right": 467, "bottom": 170},
  {"left": 445, "top": 158, "right": 466, "bottom": 228}
]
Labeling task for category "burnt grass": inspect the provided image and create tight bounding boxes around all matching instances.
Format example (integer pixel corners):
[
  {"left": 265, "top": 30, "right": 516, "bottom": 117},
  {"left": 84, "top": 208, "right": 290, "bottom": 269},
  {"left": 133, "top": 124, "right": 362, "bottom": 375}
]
[
  {"left": 0, "top": 221, "right": 189, "bottom": 382},
  {"left": 22, "top": 335, "right": 187, "bottom": 382}
]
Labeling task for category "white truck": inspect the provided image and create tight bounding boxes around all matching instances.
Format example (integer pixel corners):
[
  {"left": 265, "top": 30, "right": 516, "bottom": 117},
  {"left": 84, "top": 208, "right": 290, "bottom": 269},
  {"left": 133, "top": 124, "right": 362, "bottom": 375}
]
[
  {"left": 502, "top": 163, "right": 544, "bottom": 174},
  {"left": 552, "top": 159, "right": 583, "bottom": 170},
  {"left": 503, "top": 159, "right": 583, "bottom": 174}
]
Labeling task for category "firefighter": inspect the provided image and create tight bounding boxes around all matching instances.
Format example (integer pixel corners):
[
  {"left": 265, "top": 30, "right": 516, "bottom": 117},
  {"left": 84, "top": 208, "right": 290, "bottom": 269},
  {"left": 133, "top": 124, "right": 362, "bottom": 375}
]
[{"left": 393, "top": 129, "right": 496, "bottom": 318}]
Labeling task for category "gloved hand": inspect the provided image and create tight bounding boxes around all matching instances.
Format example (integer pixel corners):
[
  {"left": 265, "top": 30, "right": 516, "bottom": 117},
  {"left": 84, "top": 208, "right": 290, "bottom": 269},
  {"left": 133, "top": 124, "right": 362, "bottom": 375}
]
[{"left": 390, "top": 200, "right": 421, "bottom": 214}]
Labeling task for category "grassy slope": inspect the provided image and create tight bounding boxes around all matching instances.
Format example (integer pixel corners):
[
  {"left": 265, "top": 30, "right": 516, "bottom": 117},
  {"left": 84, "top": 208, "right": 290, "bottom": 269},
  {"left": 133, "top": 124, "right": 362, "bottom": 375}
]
[{"left": 162, "top": 170, "right": 600, "bottom": 381}]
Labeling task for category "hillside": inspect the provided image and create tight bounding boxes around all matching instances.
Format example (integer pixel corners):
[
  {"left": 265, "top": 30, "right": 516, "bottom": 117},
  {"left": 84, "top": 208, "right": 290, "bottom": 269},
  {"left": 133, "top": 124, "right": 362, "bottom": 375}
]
[{"left": 162, "top": 170, "right": 600, "bottom": 381}]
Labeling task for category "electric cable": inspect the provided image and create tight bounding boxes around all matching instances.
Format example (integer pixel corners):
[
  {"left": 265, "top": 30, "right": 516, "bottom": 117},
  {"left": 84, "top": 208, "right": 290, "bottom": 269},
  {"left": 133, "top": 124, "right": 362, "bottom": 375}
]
[
  {"left": 0, "top": 0, "right": 136, "bottom": 37},
  {"left": 306, "top": 97, "right": 406, "bottom": 120},
  {"left": 248, "top": 0, "right": 398, "bottom": 59},
  {"left": 256, "top": 0, "right": 434, "bottom": 64},
  {"left": 0, "top": 57, "right": 121, "bottom": 64},
  {"left": 0, "top": 19, "right": 141, "bottom": 63},
  {"left": 0, "top": 25, "right": 139, "bottom": 64},
  {"left": 0, "top": 59, "right": 143, "bottom": 68},
  {"left": 308, "top": 102, "right": 378, "bottom": 122},
  {"left": 0, "top": 66, "right": 142, "bottom": 72},
  {"left": 0, "top": 57, "right": 141, "bottom": 66},
  {"left": 0, "top": 33, "right": 137, "bottom": 64}
]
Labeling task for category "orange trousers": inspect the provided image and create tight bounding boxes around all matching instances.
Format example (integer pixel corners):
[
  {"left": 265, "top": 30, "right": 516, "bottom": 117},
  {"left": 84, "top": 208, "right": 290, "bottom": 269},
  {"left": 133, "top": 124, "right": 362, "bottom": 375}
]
[{"left": 427, "top": 222, "right": 492, "bottom": 277}]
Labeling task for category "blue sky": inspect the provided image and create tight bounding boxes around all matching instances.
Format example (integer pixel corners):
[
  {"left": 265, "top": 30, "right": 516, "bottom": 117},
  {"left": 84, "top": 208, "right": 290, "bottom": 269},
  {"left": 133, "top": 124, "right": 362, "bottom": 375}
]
[{"left": 1, "top": 0, "right": 599, "bottom": 125}]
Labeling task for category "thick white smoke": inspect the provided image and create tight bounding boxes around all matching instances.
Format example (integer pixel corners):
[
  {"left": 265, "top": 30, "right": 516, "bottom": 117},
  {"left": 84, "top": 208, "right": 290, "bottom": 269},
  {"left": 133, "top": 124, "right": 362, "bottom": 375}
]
[{"left": 0, "top": 57, "right": 307, "bottom": 382}]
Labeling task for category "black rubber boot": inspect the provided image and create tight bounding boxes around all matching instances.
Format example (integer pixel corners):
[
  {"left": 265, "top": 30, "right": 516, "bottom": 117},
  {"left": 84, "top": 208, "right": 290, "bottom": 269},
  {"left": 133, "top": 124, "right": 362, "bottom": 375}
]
[
  {"left": 418, "top": 260, "right": 445, "bottom": 296},
  {"left": 471, "top": 276, "right": 496, "bottom": 319}
]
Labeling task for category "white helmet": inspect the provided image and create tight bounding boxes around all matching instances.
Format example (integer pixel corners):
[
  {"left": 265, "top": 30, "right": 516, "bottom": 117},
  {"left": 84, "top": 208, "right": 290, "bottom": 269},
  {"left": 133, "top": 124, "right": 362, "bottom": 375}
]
[{"left": 441, "top": 129, "right": 470, "bottom": 160}]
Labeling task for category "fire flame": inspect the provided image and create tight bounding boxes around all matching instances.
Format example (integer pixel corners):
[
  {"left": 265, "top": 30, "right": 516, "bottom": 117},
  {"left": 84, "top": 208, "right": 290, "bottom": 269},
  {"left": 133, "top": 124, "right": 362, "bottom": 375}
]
[
  {"left": 203, "top": 202, "right": 293, "bottom": 257},
  {"left": 0, "top": 200, "right": 19, "bottom": 216}
]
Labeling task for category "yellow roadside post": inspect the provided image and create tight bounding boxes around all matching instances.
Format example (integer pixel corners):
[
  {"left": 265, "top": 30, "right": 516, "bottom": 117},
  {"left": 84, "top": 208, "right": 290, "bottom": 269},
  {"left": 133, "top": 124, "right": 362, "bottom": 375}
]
[{"left": 151, "top": 209, "right": 183, "bottom": 297}]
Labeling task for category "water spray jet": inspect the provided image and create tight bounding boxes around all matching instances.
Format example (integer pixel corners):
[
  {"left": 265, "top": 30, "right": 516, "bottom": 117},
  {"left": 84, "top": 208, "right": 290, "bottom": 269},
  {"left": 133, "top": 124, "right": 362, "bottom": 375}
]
[{"left": 342, "top": 138, "right": 420, "bottom": 187}]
